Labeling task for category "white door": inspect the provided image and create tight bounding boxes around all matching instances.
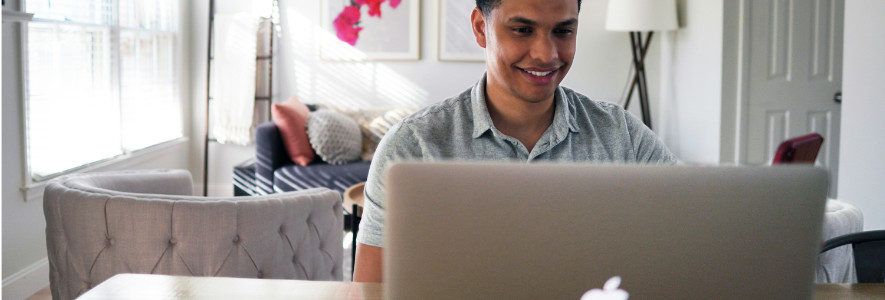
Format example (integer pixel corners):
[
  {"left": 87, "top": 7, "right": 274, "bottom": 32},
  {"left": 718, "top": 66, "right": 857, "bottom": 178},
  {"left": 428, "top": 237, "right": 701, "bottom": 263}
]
[{"left": 745, "top": 0, "right": 843, "bottom": 195}]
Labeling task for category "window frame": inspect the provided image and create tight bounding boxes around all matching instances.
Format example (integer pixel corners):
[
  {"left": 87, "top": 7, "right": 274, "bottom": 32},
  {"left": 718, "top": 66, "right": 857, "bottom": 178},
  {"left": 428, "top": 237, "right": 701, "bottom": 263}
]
[{"left": 17, "top": 0, "right": 187, "bottom": 201}]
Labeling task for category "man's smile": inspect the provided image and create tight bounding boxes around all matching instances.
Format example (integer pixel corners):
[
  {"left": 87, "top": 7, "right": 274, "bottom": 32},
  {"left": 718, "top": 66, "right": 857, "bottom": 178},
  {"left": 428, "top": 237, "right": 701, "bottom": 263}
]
[
  {"left": 523, "top": 69, "right": 554, "bottom": 77},
  {"left": 517, "top": 66, "right": 560, "bottom": 84}
]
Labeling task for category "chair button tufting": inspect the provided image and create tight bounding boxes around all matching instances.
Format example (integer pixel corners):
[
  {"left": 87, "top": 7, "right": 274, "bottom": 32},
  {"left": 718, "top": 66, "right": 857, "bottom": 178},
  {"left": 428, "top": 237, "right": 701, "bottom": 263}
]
[
  {"left": 169, "top": 238, "right": 177, "bottom": 245},
  {"left": 233, "top": 235, "right": 240, "bottom": 243},
  {"left": 279, "top": 226, "right": 285, "bottom": 234},
  {"left": 257, "top": 271, "right": 264, "bottom": 278},
  {"left": 107, "top": 238, "right": 115, "bottom": 246}
]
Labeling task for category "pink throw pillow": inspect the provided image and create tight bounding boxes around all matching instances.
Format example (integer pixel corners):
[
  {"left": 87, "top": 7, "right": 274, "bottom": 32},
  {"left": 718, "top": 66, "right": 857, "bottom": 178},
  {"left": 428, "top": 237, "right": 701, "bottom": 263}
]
[{"left": 271, "top": 96, "right": 314, "bottom": 166}]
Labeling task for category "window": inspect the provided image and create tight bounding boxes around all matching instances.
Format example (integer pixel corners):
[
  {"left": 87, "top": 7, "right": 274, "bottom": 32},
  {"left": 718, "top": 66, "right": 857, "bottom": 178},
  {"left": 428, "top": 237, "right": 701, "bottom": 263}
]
[{"left": 24, "top": 0, "right": 181, "bottom": 180}]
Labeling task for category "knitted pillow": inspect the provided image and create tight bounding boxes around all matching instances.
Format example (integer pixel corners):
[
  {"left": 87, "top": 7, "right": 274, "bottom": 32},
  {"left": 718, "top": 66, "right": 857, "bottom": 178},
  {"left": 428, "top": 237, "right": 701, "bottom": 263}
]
[
  {"left": 271, "top": 96, "right": 314, "bottom": 166},
  {"left": 307, "top": 110, "right": 363, "bottom": 164}
]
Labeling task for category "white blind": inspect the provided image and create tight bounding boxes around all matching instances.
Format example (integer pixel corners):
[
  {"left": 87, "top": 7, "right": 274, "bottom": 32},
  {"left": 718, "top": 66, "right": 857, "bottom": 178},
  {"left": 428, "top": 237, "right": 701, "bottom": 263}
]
[{"left": 25, "top": 0, "right": 181, "bottom": 180}]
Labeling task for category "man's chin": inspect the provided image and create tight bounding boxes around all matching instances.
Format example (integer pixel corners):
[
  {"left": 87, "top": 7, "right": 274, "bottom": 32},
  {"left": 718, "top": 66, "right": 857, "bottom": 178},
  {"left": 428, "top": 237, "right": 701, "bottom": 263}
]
[{"left": 516, "top": 89, "right": 557, "bottom": 104}]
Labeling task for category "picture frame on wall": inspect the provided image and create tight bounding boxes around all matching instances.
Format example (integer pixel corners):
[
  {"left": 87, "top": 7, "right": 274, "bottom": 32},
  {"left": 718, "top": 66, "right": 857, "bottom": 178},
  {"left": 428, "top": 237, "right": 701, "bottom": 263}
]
[
  {"left": 438, "top": 0, "right": 485, "bottom": 62},
  {"left": 321, "top": 0, "right": 420, "bottom": 61}
]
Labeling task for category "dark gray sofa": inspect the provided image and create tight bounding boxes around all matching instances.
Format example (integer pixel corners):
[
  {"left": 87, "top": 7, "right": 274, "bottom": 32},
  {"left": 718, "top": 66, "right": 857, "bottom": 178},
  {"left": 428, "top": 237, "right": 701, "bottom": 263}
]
[{"left": 234, "top": 121, "right": 370, "bottom": 196}]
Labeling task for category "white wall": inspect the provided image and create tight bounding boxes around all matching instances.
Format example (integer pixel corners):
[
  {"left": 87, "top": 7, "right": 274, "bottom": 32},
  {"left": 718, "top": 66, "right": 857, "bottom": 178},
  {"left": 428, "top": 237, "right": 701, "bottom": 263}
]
[
  {"left": 838, "top": 0, "right": 885, "bottom": 231},
  {"left": 1, "top": 2, "right": 196, "bottom": 299},
  {"left": 276, "top": 0, "right": 658, "bottom": 113},
  {"left": 659, "top": 0, "right": 722, "bottom": 164},
  {"left": 199, "top": 0, "right": 667, "bottom": 195}
]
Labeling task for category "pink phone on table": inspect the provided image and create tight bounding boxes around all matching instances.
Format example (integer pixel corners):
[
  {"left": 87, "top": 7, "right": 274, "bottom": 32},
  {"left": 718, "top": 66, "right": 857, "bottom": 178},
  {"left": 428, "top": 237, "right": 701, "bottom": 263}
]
[{"left": 772, "top": 133, "right": 824, "bottom": 164}]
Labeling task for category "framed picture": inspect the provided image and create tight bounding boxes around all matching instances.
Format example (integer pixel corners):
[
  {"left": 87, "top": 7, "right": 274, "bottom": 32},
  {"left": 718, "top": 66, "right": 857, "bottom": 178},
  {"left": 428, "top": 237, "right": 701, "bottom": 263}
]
[
  {"left": 438, "top": 0, "right": 485, "bottom": 62},
  {"left": 321, "top": 0, "right": 420, "bottom": 61}
]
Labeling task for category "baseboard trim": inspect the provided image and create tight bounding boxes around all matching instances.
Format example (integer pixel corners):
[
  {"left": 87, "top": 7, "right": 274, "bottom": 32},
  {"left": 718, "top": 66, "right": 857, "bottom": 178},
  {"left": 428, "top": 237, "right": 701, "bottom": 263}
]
[{"left": 2, "top": 257, "right": 49, "bottom": 300}]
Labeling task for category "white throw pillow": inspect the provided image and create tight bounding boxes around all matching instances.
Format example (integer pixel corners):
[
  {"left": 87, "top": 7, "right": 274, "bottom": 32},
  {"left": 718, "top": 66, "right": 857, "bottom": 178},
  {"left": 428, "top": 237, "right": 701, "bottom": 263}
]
[{"left": 306, "top": 109, "right": 363, "bottom": 164}]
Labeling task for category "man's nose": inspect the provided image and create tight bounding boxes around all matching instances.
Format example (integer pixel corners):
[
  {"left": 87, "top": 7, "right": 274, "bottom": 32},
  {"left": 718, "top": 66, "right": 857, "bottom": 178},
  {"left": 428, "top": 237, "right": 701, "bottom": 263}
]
[{"left": 529, "top": 34, "right": 558, "bottom": 63}]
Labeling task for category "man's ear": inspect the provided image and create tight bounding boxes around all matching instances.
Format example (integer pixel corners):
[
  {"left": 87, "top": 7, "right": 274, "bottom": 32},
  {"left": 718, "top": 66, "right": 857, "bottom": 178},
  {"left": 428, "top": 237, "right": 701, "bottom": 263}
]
[{"left": 471, "top": 8, "right": 487, "bottom": 48}]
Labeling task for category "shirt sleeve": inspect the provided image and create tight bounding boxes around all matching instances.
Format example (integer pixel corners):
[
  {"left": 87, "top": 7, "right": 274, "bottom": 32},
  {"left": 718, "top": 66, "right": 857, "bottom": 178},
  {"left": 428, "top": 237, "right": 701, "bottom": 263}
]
[
  {"left": 355, "top": 121, "right": 414, "bottom": 247},
  {"left": 623, "top": 111, "right": 679, "bottom": 164}
]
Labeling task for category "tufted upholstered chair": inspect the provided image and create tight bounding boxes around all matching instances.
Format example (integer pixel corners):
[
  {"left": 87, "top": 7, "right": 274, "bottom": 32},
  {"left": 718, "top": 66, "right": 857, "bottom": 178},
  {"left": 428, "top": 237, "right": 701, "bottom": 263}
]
[{"left": 43, "top": 169, "right": 344, "bottom": 300}]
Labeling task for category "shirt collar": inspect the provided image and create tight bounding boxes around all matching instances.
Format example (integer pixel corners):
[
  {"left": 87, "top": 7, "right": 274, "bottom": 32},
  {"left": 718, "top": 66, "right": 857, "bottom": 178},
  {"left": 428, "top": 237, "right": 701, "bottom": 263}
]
[
  {"left": 470, "top": 74, "right": 580, "bottom": 139},
  {"left": 556, "top": 86, "right": 581, "bottom": 134},
  {"left": 471, "top": 75, "right": 495, "bottom": 138}
]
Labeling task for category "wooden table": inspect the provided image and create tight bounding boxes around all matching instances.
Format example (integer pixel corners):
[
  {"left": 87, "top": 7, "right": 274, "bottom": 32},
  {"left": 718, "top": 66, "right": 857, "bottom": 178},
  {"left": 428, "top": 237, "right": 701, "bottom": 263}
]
[
  {"left": 76, "top": 274, "right": 381, "bottom": 300},
  {"left": 77, "top": 274, "right": 884, "bottom": 299},
  {"left": 814, "top": 284, "right": 885, "bottom": 299}
]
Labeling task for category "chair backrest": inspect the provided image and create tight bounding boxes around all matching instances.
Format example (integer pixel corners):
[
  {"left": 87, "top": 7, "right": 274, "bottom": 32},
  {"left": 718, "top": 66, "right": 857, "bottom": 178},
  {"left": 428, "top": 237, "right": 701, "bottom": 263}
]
[
  {"left": 43, "top": 169, "right": 344, "bottom": 300},
  {"left": 820, "top": 230, "right": 885, "bottom": 283}
]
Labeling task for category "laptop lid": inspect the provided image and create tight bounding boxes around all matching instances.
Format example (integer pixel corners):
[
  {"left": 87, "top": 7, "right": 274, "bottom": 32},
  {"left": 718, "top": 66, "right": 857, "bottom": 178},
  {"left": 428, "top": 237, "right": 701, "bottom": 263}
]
[{"left": 383, "top": 162, "right": 828, "bottom": 299}]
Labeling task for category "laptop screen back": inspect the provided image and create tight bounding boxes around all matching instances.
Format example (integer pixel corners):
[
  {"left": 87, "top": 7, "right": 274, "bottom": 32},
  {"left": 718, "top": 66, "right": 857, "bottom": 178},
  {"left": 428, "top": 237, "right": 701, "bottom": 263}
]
[{"left": 383, "top": 162, "right": 828, "bottom": 299}]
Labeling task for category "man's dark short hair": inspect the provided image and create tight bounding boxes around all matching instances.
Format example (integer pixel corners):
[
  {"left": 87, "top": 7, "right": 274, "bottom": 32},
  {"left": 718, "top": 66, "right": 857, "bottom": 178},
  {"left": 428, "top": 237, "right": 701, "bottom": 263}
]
[{"left": 475, "top": 0, "right": 583, "bottom": 16}]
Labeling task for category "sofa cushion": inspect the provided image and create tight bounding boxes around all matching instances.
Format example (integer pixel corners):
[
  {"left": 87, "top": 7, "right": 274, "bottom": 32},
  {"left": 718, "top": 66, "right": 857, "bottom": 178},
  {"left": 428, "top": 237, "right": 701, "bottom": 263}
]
[
  {"left": 271, "top": 96, "right": 314, "bottom": 167},
  {"left": 306, "top": 110, "right": 362, "bottom": 165}
]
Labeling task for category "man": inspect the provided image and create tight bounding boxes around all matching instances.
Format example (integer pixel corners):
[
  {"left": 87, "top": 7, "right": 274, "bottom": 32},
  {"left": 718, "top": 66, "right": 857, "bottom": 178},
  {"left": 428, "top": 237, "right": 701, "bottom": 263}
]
[{"left": 353, "top": 0, "right": 677, "bottom": 282}]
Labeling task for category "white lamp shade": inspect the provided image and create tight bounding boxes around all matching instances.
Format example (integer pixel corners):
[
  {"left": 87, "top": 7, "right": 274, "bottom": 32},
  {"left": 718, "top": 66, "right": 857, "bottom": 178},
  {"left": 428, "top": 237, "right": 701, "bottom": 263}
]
[{"left": 605, "top": 0, "right": 678, "bottom": 31}]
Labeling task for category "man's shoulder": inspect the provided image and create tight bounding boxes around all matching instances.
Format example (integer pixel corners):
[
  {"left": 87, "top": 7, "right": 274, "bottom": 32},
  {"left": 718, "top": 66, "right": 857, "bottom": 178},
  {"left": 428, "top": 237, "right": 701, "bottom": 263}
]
[
  {"left": 374, "top": 86, "right": 475, "bottom": 161},
  {"left": 560, "top": 86, "right": 628, "bottom": 126},
  {"left": 398, "top": 87, "right": 473, "bottom": 127}
]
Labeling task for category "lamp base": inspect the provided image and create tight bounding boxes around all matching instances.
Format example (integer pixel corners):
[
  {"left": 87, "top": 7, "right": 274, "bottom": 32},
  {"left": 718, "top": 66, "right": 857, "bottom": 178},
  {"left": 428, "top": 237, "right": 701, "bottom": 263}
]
[{"left": 624, "top": 31, "right": 654, "bottom": 130}]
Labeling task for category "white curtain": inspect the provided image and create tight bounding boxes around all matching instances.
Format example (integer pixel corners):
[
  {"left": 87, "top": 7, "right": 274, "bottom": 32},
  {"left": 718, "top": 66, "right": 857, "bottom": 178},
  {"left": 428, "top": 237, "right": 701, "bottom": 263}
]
[{"left": 212, "top": 13, "right": 261, "bottom": 145}]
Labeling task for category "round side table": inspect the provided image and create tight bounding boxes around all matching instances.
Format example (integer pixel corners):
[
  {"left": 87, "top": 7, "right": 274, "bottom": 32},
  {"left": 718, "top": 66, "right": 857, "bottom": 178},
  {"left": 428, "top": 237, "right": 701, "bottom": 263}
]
[{"left": 344, "top": 182, "right": 365, "bottom": 216}]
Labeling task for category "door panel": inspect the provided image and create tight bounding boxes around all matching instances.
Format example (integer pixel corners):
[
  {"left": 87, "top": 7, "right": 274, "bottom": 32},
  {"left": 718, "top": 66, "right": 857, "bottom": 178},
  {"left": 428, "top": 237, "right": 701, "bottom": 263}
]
[{"left": 745, "top": 0, "right": 843, "bottom": 195}]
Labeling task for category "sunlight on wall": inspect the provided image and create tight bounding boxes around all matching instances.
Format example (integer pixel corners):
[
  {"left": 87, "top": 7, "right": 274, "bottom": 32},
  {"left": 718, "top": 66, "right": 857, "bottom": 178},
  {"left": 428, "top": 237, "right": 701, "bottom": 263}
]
[
  {"left": 292, "top": 60, "right": 314, "bottom": 97},
  {"left": 284, "top": 8, "right": 427, "bottom": 111},
  {"left": 317, "top": 28, "right": 370, "bottom": 61}
]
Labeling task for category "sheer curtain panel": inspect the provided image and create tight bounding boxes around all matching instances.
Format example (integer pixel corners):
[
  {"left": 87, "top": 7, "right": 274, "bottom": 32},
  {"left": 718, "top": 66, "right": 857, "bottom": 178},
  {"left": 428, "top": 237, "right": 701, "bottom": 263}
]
[{"left": 24, "top": 0, "right": 181, "bottom": 180}]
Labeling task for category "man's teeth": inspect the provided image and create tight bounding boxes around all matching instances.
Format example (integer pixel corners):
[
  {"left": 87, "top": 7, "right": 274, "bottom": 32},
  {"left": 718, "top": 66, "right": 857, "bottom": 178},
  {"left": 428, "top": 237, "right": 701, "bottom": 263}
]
[{"left": 525, "top": 70, "right": 552, "bottom": 77}]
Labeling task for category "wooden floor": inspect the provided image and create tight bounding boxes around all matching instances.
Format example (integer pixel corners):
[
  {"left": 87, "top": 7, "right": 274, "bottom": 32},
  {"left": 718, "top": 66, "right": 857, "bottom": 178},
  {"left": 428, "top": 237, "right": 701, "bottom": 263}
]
[{"left": 25, "top": 286, "right": 51, "bottom": 300}]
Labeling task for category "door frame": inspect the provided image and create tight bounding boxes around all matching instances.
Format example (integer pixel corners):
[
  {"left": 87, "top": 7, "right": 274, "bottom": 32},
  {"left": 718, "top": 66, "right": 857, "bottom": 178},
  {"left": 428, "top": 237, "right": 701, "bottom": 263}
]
[{"left": 720, "top": 0, "right": 752, "bottom": 165}]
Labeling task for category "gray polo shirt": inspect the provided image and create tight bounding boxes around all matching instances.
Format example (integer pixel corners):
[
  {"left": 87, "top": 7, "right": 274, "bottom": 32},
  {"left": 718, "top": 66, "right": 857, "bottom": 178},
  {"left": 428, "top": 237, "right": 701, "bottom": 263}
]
[{"left": 356, "top": 76, "right": 678, "bottom": 247}]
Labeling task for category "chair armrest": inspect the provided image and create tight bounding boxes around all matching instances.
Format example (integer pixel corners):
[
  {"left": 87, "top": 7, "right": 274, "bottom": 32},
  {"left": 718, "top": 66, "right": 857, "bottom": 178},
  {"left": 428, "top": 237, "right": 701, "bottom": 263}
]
[{"left": 255, "top": 121, "right": 291, "bottom": 194}]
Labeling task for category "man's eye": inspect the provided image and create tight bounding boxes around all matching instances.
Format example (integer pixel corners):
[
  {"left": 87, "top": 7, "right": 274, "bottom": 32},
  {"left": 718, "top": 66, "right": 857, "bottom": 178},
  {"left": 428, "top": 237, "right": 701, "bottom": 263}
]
[
  {"left": 554, "top": 29, "right": 574, "bottom": 35},
  {"left": 513, "top": 27, "right": 532, "bottom": 34}
]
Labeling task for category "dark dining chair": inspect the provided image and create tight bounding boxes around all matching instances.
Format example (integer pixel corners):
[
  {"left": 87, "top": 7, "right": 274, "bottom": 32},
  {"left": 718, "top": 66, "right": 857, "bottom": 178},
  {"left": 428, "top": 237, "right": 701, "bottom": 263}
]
[{"left": 820, "top": 230, "right": 885, "bottom": 283}]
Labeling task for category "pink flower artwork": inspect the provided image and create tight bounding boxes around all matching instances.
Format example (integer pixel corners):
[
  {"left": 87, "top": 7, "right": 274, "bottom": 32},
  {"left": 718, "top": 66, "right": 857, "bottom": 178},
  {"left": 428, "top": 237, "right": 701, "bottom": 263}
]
[
  {"left": 333, "top": 6, "right": 363, "bottom": 46},
  {"left": 333, "top": 0, "right": 403, "bottom": 46},
  {"left": 355, "top": 0, "right": 385, "bottom": 18}
]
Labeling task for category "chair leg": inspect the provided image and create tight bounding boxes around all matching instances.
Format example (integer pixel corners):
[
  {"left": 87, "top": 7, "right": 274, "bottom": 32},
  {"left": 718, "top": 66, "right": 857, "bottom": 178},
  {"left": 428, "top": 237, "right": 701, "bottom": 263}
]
[{"left": 351, "top": 204, "right": 359, "bottom": 278}]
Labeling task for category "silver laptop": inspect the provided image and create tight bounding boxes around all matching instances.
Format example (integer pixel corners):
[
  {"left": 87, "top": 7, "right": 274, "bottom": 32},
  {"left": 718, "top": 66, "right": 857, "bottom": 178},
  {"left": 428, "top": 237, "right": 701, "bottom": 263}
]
[{"left": 383, "top": 162, "right": 828, "bottom": 299}]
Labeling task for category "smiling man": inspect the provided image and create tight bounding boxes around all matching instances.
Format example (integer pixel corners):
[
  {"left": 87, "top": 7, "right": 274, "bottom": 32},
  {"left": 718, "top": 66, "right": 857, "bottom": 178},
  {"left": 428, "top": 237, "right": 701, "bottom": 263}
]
[{"left": 353, "top": 0, "right": 677, "bottom": 282}]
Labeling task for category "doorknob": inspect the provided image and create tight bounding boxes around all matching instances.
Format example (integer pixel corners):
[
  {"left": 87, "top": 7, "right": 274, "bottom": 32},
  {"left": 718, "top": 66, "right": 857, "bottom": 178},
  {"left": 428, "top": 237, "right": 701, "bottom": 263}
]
[{"left": 834, "top": 92, "right": 842, "bottom": 103}]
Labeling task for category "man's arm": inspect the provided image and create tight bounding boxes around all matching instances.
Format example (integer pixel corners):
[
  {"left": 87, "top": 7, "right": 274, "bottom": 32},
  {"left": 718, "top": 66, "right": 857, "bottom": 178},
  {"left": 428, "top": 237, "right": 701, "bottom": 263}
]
[
  {"left": 353, "top": 242, "right": 383, "bottom": 282},
  {"left": 353, "top": 120, "right": 416, "bottom": 283}
]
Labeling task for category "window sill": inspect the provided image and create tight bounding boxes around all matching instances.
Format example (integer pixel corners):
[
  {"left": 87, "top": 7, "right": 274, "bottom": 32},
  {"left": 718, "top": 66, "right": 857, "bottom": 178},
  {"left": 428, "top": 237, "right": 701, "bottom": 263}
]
[
  {"left": 2, "top": 9, "right": 34, "bottom": 23},
  {"left": 21, "top": 137, "right": 189, "bottom": 202}
]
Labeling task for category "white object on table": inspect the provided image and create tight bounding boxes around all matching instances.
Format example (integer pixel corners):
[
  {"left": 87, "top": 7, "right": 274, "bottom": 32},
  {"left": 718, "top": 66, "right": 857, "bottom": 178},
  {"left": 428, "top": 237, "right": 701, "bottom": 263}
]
[{"left": 815, "top": 199, "right": 864, "bottom": 283}]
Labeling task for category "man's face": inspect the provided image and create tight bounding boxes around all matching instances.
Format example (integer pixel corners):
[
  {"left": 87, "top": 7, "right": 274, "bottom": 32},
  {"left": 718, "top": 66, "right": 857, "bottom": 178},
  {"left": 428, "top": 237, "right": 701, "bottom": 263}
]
[{"left": 473, "top": 0, "right": 579, "bottom": 104}]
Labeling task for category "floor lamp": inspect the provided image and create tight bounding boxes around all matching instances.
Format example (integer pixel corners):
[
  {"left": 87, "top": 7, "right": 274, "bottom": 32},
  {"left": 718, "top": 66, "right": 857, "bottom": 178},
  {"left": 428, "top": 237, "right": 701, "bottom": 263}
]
[{"left": 605, "top": 0, "right": 678, "bottom": 130}]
